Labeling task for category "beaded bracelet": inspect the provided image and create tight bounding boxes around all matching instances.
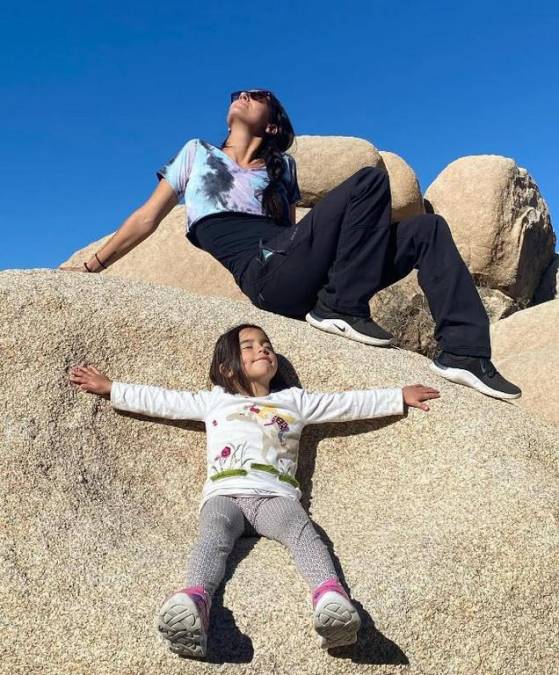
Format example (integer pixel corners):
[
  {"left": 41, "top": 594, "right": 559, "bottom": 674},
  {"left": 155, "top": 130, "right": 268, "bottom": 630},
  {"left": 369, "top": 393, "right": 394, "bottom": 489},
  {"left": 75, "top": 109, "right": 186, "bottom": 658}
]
[{"left": 95, "top": 253, "right": 108, "bottom": 269}]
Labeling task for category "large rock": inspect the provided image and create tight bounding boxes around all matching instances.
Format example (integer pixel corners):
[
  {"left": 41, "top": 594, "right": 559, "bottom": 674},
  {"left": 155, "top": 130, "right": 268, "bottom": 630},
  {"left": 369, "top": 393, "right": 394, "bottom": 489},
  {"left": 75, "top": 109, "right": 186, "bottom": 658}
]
[
  {"left": 371, "top": 271, "right": 520, "bottom": 357},
  {"left": 491, "top": 299, "right": 559, "bottom": 428},
  {"left": 1, "top": 269, "right": 558, "bottom": 675},
  {"left": 379, "top": 150, "right": 425, "bottom": 221},
  {"left": 424, "top": 155, "right": 555, "bottom": 303},
  {"left": 289, "top": 135, "right": 385, "bottom": 205}
]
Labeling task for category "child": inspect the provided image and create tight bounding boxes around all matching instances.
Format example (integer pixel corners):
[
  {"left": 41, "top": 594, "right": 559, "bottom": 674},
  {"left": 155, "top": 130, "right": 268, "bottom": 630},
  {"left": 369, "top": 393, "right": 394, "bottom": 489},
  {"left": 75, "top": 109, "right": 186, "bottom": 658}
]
[{"left": 69, "top": 323, "right": 439, "bottom": 658}]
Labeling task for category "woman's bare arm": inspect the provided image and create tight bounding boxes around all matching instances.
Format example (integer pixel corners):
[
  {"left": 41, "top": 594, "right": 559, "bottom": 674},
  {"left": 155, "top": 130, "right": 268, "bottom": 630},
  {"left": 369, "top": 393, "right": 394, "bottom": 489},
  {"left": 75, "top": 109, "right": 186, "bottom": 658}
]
[{"left": 61, "top": 179, "right": 178, "bottom": 272}]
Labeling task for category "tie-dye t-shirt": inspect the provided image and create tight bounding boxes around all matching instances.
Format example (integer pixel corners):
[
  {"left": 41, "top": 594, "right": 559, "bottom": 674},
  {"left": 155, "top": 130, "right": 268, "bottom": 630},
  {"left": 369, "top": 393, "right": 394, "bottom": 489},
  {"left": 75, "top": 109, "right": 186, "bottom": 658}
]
[{"left": 156, "top": 138, "right": 301, "bottom": 232}]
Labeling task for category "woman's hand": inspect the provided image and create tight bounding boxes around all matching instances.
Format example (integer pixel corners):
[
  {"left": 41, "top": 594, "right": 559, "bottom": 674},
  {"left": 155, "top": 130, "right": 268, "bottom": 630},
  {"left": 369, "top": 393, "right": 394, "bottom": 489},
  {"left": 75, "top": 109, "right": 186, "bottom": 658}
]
[
  {"left": 60, "top": 180, "right": 178, "bottom": 274},
  {"left": 69, "top": 364, "right": 112, "bottom": 397},
  {"left": 402, "top": 384, "right": 440, "bottom": 412}
]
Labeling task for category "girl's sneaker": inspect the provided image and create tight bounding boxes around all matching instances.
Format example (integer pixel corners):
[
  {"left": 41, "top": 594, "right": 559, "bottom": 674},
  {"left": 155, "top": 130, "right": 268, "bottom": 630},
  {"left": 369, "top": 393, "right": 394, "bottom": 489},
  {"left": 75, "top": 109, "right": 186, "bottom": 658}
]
[
  {"left": 311, "top": 578, "right": 361, "bottom": 649},
  {"left": 157, "top": 585, "right": 211, "bottom": 659}
]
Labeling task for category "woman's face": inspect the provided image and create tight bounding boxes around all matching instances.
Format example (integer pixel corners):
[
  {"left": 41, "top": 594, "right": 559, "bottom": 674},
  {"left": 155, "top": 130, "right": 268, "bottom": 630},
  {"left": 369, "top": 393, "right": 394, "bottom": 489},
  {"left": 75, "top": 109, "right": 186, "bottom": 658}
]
[{"left": 226, "top": 91, "right": 277, "bottom": 135}]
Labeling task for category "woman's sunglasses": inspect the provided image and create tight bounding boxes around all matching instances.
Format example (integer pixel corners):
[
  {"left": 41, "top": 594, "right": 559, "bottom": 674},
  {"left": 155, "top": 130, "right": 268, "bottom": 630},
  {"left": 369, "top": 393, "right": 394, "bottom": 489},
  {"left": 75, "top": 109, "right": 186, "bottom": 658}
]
[{"left": 230, "top": 90, "right": 273, "bottom": 104}]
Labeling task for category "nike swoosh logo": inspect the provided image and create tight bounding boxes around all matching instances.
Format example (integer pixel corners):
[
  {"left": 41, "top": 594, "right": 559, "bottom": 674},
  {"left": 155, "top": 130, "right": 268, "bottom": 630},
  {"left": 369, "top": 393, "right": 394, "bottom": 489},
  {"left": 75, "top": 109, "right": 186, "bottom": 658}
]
[{"left": 333, "top": 322, "right": 346, "bottom": 332}]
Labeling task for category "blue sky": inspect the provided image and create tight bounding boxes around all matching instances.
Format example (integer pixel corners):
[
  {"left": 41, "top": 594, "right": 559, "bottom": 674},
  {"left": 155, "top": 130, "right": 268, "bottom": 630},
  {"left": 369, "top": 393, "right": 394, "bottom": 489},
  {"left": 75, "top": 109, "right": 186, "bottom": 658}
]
[{"left": 1, "top": 0, "right": 557, "bottom": 271}]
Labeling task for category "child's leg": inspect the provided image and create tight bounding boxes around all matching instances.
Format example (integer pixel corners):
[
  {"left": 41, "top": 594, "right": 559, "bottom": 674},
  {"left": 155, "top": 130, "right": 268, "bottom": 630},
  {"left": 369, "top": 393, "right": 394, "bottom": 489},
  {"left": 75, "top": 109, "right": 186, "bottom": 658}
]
[
  {"left": 251, "top": 496, "right": 337, "bottom": 588},
  {"left": 157, "top": 496, "right": 245, "bottom": 658},
  {"left": 251, "top": 496, "right": 360, "bottom": 649},
  {"left": 185, "top": 495, "right": 246, "bottom": 596}
]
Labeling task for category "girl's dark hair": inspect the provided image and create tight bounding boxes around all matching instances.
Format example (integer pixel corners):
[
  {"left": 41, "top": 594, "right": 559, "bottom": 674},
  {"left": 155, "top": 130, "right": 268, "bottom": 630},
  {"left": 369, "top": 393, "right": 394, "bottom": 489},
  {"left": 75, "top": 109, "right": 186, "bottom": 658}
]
[
  {"left": 220, "top": 91, "right": 296, "bottom": 224},
  {"left": 209, "top": 323, "right": 287, "bottom": 396}
]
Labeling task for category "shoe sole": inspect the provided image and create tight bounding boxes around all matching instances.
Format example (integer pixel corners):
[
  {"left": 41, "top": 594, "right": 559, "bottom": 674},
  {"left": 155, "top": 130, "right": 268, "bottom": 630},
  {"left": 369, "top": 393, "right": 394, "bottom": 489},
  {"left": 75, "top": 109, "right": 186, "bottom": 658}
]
[
  {"left": 313, "top": 594, "right": 361, "bottom": 650},
  {"left": 305, "top": 313, "right": 393, "bottom": 347},
  {"left": 157, "top": 593, "right": 207, "bottom": 659},
  {"left": 430, "top": 362, "right": 521, "bottom": 400}
]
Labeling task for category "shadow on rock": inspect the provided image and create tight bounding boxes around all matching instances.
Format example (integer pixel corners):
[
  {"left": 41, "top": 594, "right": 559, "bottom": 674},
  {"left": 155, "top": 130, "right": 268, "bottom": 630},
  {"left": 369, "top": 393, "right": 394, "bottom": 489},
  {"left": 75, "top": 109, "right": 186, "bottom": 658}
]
[
  {"left": 205, "top": 537, "right": 258, "bottom": 664},
  {"left": 311, "top": 520, "right": 409, "bottom": 665}
]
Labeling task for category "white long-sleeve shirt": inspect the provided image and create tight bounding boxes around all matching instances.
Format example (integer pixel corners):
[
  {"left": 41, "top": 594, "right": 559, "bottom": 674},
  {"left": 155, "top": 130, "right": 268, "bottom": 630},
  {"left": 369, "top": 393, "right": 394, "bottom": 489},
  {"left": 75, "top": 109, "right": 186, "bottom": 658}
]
[{"left": 110, "top": 382, "right": 404, "bottom": 510}]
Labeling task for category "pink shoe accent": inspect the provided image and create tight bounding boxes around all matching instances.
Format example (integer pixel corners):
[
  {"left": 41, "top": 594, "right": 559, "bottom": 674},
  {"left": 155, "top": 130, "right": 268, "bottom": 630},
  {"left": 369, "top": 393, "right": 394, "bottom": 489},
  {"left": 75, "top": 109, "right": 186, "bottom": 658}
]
[
  {"left": 312, "top": 577, "right": 350, "bottom": 608},
  {"left": 174, "top": 585, "right": 211, "bottom": 630}
]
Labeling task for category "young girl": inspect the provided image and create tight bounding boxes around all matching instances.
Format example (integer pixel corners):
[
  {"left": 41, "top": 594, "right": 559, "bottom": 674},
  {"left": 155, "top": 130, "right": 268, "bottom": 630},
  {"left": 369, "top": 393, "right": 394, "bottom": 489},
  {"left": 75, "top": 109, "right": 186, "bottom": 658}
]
[
  {"left": 69, "top": 323, "right": 439, "bottom": 658},
  {"left": 61, "top": 87, "right": 520, "bottom": 400}
]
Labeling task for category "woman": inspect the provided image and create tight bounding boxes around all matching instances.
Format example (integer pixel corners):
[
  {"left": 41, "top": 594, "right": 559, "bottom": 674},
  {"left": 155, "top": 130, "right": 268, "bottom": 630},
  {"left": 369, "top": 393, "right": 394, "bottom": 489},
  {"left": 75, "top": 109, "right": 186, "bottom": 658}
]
[{"left": 61, "top": 88, "right": 520, "bottom": 401}]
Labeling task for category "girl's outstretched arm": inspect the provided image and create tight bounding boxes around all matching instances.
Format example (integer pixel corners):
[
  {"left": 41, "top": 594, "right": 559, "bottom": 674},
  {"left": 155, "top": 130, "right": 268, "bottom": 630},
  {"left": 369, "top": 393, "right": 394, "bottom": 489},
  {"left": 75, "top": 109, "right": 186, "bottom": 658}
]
[
  {"left": 293, "top": 386, "right": 405, "bottom": 424},
  {"left": 293, "top": 383, "right": 440, "bottom": 424},
  {"left": 69, "top": 365, "right": 211, "bottom": 421}
]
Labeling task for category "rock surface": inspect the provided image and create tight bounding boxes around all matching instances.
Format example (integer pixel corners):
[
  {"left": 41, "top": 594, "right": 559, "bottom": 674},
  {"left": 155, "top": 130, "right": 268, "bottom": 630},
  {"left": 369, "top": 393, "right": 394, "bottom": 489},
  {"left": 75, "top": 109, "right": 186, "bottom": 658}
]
[
  {"left": 289, "top": 135, "right": 385, "bottom": 205},
  {"left": 1, "top": 269, "right": 558, "bottom": 675},
  {"left": 491, "top": 298, "right": 559, "bottom": 428},
  {"left": 424, "top": 155, "right": 555, "bottom": 303},
  {"left": 379, "top": 150, "right": 425, "bottom": 222}
]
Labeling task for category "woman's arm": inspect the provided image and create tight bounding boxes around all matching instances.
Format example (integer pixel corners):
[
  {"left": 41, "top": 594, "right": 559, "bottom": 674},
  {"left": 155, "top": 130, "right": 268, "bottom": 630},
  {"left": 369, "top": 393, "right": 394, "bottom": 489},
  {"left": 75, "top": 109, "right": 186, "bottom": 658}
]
[{"left": 61, "top": 180, "right": 178, "bottom": 272}]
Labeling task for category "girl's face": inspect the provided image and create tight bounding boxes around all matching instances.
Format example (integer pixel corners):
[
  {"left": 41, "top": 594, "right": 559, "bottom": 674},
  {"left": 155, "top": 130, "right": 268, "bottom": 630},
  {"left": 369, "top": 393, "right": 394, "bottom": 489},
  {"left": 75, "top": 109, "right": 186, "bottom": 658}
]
[
  {"left": 226, "top": 91, "right": 278, "bottom": 136},
  {"left": 239, "top": 326, "right": 278, "bottom": 385}
]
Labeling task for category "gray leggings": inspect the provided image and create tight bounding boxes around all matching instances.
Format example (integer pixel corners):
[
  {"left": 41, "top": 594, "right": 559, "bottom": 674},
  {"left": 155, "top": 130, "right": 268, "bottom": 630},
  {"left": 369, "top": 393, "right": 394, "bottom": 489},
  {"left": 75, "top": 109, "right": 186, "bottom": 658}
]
[{"left": 186, "top": 495, "right": 338, "bottom": 596}]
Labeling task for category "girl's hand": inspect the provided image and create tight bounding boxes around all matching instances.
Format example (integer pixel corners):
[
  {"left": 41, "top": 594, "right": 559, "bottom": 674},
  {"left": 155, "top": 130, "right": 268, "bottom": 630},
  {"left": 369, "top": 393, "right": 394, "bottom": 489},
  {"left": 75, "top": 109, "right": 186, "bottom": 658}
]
[
  {"left": 69, "top": 364, "right": 112, "bottom": 397},
  {"left": 402, "top": 384, "right": 440, "bottom": 412}
]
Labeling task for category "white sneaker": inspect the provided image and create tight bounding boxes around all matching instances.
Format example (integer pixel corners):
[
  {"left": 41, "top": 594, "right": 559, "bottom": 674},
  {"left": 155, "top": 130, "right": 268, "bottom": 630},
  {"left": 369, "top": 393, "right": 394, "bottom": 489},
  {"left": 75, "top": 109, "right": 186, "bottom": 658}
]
[
  {"left": 157, "top": 586, "right": 210, "bottom": 659},
  {"left": 312, "top": 578, "right": 361, "bottom": 649}
]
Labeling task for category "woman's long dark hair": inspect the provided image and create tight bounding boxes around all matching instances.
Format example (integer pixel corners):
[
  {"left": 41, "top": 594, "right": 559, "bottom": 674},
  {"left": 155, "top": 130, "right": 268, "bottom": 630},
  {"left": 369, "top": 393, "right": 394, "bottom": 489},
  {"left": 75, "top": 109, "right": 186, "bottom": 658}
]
[
  {"left": 209, "top": 323, "right": 287, "bottom": 396},
  {"left": 220, "top": 91, "right": 296, "bottom": 224}
]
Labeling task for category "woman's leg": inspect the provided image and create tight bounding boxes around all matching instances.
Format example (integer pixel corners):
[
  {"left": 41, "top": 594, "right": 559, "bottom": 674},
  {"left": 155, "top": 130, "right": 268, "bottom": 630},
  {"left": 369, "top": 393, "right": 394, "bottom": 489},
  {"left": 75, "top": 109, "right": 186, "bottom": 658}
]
[
  {"left": 382, "top": 212, "right": 492, "bottom": 357},
  {"left": 241, "top": 166, "right": 492, "bottom": 355},
  {"left": 240, "top": 166, "right": 392, "bottom": 319},
  {"left": 185, "top": 495, "right": 246, "bottom": 596}
]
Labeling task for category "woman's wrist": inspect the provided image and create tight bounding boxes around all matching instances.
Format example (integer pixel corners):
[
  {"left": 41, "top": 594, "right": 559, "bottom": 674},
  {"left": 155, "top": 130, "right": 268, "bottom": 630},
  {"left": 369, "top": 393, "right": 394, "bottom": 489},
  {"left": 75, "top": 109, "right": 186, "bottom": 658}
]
[{"left": 84, "top": 252, "right": 109, "bottom": 273}]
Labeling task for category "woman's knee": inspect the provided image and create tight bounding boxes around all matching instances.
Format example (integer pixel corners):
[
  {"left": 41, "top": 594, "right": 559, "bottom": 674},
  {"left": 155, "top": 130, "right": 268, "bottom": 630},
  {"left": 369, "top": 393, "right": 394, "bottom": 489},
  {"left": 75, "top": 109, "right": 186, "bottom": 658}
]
[
  {"left": 353, "top": 165, "right": 390, "bottom": 193},
  {"left": 405, "top": 213, "right": 450, "bottom": 239}
]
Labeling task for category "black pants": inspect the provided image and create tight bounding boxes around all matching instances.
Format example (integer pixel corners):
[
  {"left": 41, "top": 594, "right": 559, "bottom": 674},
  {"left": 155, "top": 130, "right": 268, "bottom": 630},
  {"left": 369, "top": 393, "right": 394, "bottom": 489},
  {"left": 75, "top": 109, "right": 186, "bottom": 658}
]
[{"left": 236, "top": 166, "right": 491, "bottom": 358}]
